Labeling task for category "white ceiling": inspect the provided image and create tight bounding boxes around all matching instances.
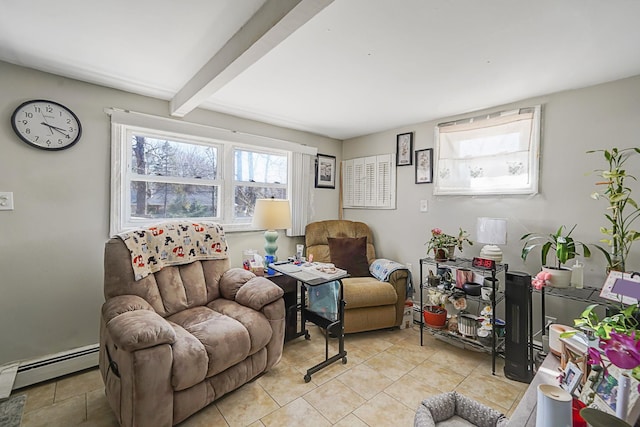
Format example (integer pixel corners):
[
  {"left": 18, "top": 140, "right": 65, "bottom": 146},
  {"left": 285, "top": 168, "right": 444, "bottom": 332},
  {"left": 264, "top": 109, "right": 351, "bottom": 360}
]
[{"left": 2, "top": 0, "right": 640, "bottom": 140}]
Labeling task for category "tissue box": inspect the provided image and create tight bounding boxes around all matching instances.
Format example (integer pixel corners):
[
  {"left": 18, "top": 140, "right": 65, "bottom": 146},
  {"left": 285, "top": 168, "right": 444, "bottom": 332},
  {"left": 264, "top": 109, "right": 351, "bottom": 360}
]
[{"left": 250, "top": 260, "right": 264, "bottom": 276}]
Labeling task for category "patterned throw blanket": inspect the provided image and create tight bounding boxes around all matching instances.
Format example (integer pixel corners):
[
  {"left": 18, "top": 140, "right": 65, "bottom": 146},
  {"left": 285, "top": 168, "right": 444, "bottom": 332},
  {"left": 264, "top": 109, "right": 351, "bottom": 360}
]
[
  {"left": 117, "top": 221, "right": 228, "bottom": 281},
  {"left": 369, "top": 258, "right": 414, "bottom": 298}
]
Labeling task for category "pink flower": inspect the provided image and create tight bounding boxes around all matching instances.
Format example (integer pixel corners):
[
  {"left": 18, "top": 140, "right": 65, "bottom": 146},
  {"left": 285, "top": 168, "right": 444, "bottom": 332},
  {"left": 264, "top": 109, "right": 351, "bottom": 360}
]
[
  {"left": 588, "top": 346, "right": 603, "bottom": 366},
  {"left": 531, "top": 271, "right": 553, "bottom": 290},
  {"left": 432, "top": 228, "right": 442, "bottom": 235},
  {"left": 602, "top": 331, "right": 640, "bottom": 370}
]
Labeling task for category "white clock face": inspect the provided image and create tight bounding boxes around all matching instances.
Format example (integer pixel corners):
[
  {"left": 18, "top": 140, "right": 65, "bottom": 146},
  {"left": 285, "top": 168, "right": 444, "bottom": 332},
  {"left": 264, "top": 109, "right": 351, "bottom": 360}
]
[{"left": 11, "top": 100, "right": 82, "bottom": 150}]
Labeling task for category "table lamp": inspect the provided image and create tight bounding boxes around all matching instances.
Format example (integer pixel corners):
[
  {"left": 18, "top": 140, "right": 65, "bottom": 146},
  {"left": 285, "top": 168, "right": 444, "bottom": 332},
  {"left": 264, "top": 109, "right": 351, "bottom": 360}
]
[
  {"left": 252, "top": 198, "right": 292, "bottom": 262},
  {"left": 476, "top": 217, "right": 507, "bottom": 262}
]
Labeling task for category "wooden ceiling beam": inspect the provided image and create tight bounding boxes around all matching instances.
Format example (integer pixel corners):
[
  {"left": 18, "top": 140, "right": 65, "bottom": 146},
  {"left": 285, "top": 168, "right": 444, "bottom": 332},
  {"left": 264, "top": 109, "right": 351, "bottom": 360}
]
[{"left": 170, "top": 0, "right": 333, "bottom": 117}]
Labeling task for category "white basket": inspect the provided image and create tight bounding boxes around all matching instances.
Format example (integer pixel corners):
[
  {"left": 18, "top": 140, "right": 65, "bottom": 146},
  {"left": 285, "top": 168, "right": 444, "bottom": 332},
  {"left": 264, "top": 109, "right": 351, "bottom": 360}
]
[{"left": 458, "top": 313, "right": 480, "bottom": 337}]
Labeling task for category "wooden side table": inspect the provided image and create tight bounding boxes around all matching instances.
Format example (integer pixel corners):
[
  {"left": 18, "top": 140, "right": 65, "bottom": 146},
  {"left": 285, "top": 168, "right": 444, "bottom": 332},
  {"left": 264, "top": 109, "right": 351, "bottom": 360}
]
[{"left": 265, "top": 272, "right": 299, "bottom": 342}]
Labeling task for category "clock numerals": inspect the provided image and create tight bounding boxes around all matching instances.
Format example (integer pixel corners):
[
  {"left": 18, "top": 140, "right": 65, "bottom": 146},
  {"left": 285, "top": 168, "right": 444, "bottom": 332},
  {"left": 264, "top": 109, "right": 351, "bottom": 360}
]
[
  {"left": 11, "top": 100, "right": 81, "bottom": 151},
  {"left": 472, "top": 257, "right": 496, "bottom": 270}
]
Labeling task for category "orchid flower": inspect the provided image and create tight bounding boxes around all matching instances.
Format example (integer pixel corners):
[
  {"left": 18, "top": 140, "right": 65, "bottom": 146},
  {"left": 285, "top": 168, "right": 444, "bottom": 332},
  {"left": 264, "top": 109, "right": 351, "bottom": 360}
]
[
  {"left": 591, "top": 331, "right": 640, "bottom": 392},
  {"left": 602, "top": 331, "right": 640, "bottom": 370}
]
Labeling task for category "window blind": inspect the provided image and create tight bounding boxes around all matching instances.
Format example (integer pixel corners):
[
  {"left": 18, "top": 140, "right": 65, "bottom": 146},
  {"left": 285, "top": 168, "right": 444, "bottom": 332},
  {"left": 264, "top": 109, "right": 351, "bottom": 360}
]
[{"left": 342, "top": 154, "right": 396, "bottom": 209}]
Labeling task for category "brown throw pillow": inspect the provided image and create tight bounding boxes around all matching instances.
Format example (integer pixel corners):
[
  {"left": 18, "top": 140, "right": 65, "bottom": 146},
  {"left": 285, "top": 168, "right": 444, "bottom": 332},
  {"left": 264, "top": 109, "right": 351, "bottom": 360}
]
[{"left": 327, "top": 236, "right": 371, "bottom": 277}]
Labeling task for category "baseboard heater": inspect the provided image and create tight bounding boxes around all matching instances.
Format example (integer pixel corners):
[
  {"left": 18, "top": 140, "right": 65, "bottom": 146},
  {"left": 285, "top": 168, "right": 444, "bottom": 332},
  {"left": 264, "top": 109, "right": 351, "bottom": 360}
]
[{"left": 12, "top": 343, "right": 99, "bottom": 390}]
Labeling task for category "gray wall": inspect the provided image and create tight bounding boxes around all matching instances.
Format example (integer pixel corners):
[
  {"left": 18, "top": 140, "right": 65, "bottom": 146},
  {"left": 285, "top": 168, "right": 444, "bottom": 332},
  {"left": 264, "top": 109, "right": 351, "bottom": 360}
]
[
  {"left": 0, "top": 61, "right": 341, "bottom": 365},
  {"left": 2, "top": 58, "right": 639, "bottom": 367},
  {"left": 342, "top": 75, "right": 640, "bottom": 329}
]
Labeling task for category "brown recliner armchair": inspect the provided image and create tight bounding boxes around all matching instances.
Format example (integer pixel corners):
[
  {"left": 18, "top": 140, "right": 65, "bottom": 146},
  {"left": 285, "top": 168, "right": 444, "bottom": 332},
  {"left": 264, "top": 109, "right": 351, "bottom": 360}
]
[
  {"left": 305, "top": 220, "right": 409, "bottom": 333},
  {"left": 99, "top": 221, "right": 285, "bottom": 427}
]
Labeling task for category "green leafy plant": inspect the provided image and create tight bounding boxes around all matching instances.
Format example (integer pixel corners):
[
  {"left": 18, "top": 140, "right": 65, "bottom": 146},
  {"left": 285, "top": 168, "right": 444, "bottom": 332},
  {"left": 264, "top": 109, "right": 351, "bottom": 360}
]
[
  {"left": 426, "top": 227, "right": 473, "bottom": 253},
  {"left": 588, "top": 147, "right": 640, "bottom": 271},
  {"left": 568, "top": 303, "right": 639, "bottom": 340},
  {"left": 562, "top": 303, "right": 640, "bottom": 389},
  {"left": 520, "top": 224, "right": 591, "bottom": 269}
]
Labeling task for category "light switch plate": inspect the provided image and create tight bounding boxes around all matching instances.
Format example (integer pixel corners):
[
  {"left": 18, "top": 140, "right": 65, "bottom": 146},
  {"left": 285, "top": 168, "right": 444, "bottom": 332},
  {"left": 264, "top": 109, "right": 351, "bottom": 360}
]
[
  {"left": 0, "top": 192, "right": 14, "bottom": 210},
  {"left": 420, "top": 199, "right": 428, "bottom": 212}
]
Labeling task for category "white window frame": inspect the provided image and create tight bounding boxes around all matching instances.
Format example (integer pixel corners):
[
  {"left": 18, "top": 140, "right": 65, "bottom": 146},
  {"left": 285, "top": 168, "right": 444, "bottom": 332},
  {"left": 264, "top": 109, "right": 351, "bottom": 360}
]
[
  {"left": 342, "top": 154, "right": 396, "bottom": 209},
  {"left": 434, "top": 105, "right": 541, "bottom": 196},
  {"left": 107, "top": 109, "right": 316, "bottom": 236}
]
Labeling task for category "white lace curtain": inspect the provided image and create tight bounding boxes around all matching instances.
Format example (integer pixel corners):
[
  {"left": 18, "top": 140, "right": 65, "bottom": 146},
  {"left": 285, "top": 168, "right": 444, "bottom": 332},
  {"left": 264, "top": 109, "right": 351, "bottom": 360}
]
[{"left": 434, "top": 106, "right": 541, "bottom": 195}]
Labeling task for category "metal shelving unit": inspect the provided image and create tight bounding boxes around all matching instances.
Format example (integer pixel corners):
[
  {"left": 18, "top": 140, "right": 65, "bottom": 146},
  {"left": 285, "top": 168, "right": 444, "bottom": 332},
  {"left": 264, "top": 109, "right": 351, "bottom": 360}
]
[
  {"left": 419, "top": 257, "right": 507, "bottom": 375},
  {"left": 534, "top": 285, "right": 610, "bottom": 351}
]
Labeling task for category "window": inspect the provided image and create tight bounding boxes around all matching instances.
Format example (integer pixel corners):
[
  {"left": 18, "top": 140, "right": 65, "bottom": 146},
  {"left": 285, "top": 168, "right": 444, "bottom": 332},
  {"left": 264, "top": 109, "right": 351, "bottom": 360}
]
[
  {"left": 434, "top": 106, "right": 541, "bottom": 195},
  {"left": 129, "top": 135, "right": 221, "bottom": 220},
  {"left": 342, "top": 154, "right": 396, "bottom": 209},
  {"left": 233, "top": 148, "right": 287, "bottom": 220},
  {"left": 108, "top": 109, "right": 316, "bottom": 235}
]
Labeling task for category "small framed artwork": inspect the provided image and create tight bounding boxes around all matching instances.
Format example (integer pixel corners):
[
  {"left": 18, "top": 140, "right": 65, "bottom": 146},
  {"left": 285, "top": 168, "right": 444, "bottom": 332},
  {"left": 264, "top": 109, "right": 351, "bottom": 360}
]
[
  {"left": 315, "top": 154, "right": 336, "bottom": 189},
  {"left": 560, "top": 362, "right": 582, "bottom": 395},
  {"left": 396, "top": 132, "right": 413, "bottom": 166},
  {"left": 415, "top": 148, "right": 433, "bottom": 184}
]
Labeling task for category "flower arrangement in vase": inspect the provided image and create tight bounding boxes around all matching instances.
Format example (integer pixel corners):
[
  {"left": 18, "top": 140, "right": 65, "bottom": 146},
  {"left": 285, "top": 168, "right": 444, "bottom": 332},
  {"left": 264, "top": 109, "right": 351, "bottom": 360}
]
[{"left": 426, "top": 227, "right": 473, "bottom": 261}]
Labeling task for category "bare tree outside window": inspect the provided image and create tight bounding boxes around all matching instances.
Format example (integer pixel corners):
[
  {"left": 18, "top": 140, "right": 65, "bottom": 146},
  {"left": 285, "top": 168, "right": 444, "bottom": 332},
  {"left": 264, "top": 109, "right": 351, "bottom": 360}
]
[
  {"left": 128, "top": 136, "right": 287, "bottom": 222},
  {"left": 130, "top": 136, "right": 218, "bottom": 219}
]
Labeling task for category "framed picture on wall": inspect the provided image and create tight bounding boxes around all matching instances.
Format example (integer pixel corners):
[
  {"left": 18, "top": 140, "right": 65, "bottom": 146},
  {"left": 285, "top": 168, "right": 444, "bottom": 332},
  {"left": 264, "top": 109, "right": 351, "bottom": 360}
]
[
  {"left": 415, "top": 148, "right": 433, "bottom": 184},
  {"left": 396, "top": 132, "right": 413, "bottom": 166},
  {"left": 315, "top": 153, "right": 336, "bottom": 189}
]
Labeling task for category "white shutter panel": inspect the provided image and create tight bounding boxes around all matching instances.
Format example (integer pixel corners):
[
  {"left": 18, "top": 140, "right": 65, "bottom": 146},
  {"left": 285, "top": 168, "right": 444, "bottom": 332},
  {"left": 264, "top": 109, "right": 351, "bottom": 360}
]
[
  {"left": 342, "top": 159, "right": 354, "bottom": 207},
  {"left": 364, "top": 156, "right": 377, "bottom": 207},
  {"left": 353, "top": 157, "right": 365, "bottom": 207},
  {"left": 376, "top": 154, "right": 395, "bottom": 208},
  {"left": 341, "top": 154, "right": 395, "bottom": 209}
]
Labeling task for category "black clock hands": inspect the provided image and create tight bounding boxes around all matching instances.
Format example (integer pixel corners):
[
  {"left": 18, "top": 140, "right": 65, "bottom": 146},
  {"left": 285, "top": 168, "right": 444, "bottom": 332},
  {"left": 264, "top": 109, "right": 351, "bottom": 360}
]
[{"left": 40, "top": 122, "right": 70, "bottom": 137}]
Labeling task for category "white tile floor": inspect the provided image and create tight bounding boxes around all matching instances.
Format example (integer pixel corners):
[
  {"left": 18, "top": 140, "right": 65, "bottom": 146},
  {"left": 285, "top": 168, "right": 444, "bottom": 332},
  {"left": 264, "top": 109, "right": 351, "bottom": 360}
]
[{"left": 12, "top": 324, "right": 527, "bottom": 426}]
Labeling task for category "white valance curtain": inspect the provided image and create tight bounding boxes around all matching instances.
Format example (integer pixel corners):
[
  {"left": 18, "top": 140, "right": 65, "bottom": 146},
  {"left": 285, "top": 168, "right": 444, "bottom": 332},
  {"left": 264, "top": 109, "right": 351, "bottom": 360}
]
[{"left": 434, "top": 106, "right": 540, "bottom": 195}]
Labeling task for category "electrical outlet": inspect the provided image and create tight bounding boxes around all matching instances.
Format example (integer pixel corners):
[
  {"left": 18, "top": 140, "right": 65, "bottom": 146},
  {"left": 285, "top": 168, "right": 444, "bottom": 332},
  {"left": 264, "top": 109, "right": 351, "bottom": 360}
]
[{"left": 0, "top": 192, "right": 14, "bottom": 211}]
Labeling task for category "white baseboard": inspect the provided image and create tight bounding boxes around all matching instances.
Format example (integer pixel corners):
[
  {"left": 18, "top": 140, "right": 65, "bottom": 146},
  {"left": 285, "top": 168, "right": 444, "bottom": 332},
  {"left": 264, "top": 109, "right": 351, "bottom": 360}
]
[
  {"left": 0, "top": 362, "right": 20, "bottom": 399},
  {"left": 11, "top": 344, "right": 99, "bottom": 390}
]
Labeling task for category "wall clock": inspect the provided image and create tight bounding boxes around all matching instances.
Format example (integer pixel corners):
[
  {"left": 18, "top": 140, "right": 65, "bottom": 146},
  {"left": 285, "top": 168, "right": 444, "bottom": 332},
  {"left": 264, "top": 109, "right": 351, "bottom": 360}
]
[{"left": 11, "top": 99, "right": 82, "bottom": 151}]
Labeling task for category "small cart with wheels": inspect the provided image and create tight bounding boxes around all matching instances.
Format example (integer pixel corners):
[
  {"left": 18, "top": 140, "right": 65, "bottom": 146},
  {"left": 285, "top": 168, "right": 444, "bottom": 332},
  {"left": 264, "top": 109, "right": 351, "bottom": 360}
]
[{"left": 270, "top": 262, "right": 348, "bottom": 382}]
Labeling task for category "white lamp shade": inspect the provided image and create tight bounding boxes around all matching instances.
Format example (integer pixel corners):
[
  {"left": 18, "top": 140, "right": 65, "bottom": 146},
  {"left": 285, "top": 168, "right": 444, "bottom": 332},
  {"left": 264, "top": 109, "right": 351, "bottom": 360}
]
[
  {"left": 476, "top": 217, "right": 507, "bottom": 244},
  {"left": 252, "top": 199, "right": 292, "bottom": 230}
]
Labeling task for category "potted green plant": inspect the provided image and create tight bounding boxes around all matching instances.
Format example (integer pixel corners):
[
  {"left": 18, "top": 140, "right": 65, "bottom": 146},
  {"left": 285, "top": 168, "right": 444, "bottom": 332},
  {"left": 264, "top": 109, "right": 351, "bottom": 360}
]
[
  {"left": 588, "top": 147, "right": 640, "bottom": 272},
  {"left": 426, "top": 227, "right": 473, "bottom": 261},
  {"left": 521, "top": 224, "right": 591, "bottom": 287},
  {"left": 567, "top": 303, "right": 638, "bottom": 340}
]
